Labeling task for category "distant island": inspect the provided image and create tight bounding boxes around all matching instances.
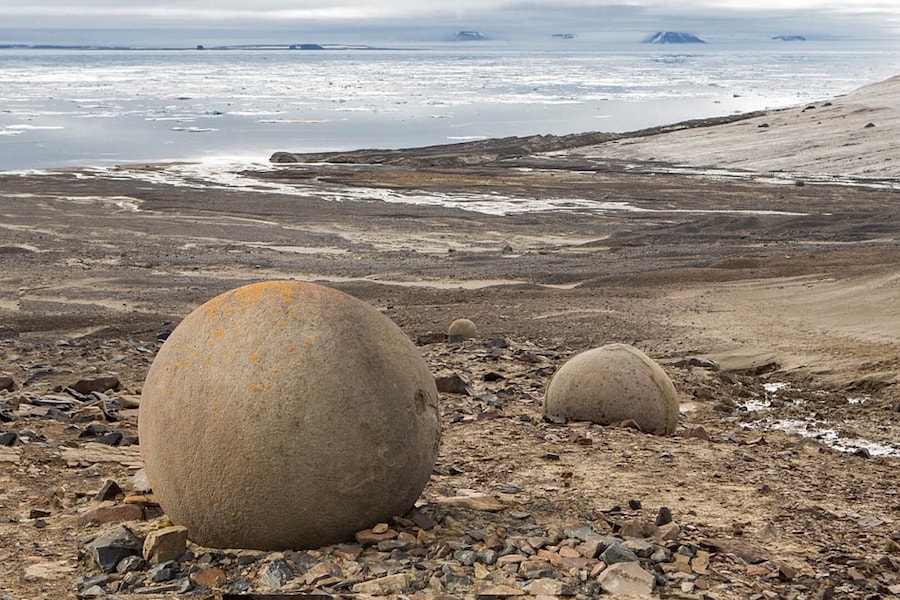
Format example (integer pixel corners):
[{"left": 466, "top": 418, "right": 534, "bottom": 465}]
[
  {"left": 772, "top": 35, "right": 807, "bottom": 41},
  {"left": 552, "top": 33, "right": 576, "bottom": 40},
  {"left": 643, "top": 32, "right": 706, "bottom": 44},
  {"left": 451, "top": 31, "right": 489, "bottom": 41}
]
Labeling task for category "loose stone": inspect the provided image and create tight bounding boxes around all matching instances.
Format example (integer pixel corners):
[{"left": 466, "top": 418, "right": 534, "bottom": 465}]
[
  {"left": 115, "top": 555, "right": 145, "bottom": 574},
  {"left": 596, "top": 561, "right": 656, "bottom": 596},
  {"left": 95, "top": 479, "right": 124, "bottom": 502},
  {"left": 85, "top": 525, "right": 143, "bottom": 573},
  {"left": 189, "top": 566, "right": 227, "bottom": 588},
  {"left": 69, "top": 377, "right": 121, "bottom": 395},
  {"left": 600, "top": 543, "right": 640, "bottom": 564},
  {"left": 259, "top": 558, "right": 294, "bottom": 590},
  {"left": 655, "top": 506, "right": 673, "bottom": 526},
  {"left": 148, "top": 560, "right": 179, "bottom": 582},
  {"left": 76, "top": 503, "right": 144, "bottom": 526},
  {"left": 142, "top": 525, "right": 188, "bottom": 565},
  {"left": 351, "top": 572, "right": 409, "bottom": 595},
  {"left": 529, "top": 577, "right": 566, "bottom": 596}
]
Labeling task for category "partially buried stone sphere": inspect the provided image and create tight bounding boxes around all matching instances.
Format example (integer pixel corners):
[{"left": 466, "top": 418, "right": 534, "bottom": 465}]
[
  {"left": 543, "top": 343, "right": 679, "bottom": 435},
  {"left": 139, "top": 281, "right": 441, "bottom": 550},
  {"left": 447, "top": 318, "right": 477, "bottom": 339}
]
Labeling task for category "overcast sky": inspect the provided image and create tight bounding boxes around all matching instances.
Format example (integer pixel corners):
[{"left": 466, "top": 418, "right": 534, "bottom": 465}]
[{"left": 1, "top": 1, "right": 898, "bottom": 45}]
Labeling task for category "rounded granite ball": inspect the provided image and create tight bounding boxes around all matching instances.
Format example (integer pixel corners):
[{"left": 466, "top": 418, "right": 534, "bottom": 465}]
[
  {"left": 447, "top": 318, "right": 477, "bottom": 339},
  {"left": 543, "top": 343, "right": 678, "bottom": 435},
  {"left": 139, "top": 281, "right": 441, "bottom": 550}
]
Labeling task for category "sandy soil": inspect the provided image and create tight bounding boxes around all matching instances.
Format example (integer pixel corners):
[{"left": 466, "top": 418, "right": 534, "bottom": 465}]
[{"left": 0, "top": 77, "right": 898, "bottom": 599}]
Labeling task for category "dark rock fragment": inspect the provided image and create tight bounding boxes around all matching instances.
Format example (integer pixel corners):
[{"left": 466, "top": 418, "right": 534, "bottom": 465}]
[
  {"left": 0, "top": 376, "right": 15, "bottom": 392},
  {"left": 435, "top": 373, "right": 471, "bottom": 394},
  {"left": 259, "top": 558, "right": 294, "bottom": 590},
  {"left": 96, "top": 431, "right": 124, "bottom": 446},
  {"left": 148, "top": 560, "right": 179, "bottom": 582},
  {"left": 79, "top": 423, "right": 112, "bottom": 438},
  {"left": 46, "top": 407, "right": 72, "bottom": 422},
  {"left": 70, "top": 377, "right": 121, "bottom": 395},
  {"left": 683, "top": 425, "right": 711, "bottom": 441},
  {"left": 600, "top": 542, "right": 640, "bottom": 564},
  {"left": 76, "top": 574, "right": 110, "bottom": 593},
  {"left": 417, "top": 332, "right": 448, "bottom": 345},
  {"left": 85, "top": 525, "right": 143, "bottom": 573},
  {"left": 115, "top": 555, "right": 145, "bottom": 573},
  {"left": 95, "top": 479, "right": 124, "bottom": 502},
  {"left": 673, "top": 357, "right": 720, "bottom": 370},
  {"left": 409, "top": 510, "right": 438, "bottom": 530},
  {"left": 655, "top": 506, "right": 673, "bottom": 526}
]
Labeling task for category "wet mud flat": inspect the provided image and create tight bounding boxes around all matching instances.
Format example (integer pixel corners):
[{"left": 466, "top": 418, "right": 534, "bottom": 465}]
[{"left": 0, "top": 131, "right": 899, "bottom": 599}]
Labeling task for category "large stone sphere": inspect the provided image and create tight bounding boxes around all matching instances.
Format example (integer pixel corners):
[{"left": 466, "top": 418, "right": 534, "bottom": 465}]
[
  {"left": 139, "top": 281, "right": 441, "bottom": 550},
  {"left": 543, "top": 343, "right": 678, "bottom": 435}
]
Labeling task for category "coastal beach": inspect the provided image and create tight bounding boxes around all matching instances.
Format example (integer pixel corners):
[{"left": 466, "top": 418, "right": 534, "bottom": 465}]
[{"left": 0, "top": 76, "right": 898, "bottom": 598}]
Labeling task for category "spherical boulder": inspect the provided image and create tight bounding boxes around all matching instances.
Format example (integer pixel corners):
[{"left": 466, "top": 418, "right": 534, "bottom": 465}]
[
  {"left": 543, "top": 343, "right": 678, "bottom": 435},
  {"left": 139, "top": 281, "right": 441, "bottom": 550},
  {"left": 448, "top": 318, "right": 477, "bottom": 339}
]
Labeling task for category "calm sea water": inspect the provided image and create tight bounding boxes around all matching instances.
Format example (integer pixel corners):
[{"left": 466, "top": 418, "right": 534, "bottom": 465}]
[{"left": 1, "top": 41, "right": 899, "bottom": 171}]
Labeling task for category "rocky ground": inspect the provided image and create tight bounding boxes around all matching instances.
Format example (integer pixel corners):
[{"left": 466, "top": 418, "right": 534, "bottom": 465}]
[{"left": 1, "top": 83, "right": 899, "bottom": 599}]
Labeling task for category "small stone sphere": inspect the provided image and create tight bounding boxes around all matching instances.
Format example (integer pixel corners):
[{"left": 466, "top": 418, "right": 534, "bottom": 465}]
[
  {"left": 139, "top": 281, "right": 441, "bottom": 550},
  {"left": 448, "top": 318, "right": 477, "bottom": 339},
  {"left": 543, "top": 343, "right": 678, "bottom": 435}
]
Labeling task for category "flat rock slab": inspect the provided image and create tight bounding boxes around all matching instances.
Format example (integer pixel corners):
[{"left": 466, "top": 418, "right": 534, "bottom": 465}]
[
  {"left": 0, "top": 446, "right": 20, "bottom": 463},
  {"left": 61, "top": 443, "right": 142, "bottom": 467}
]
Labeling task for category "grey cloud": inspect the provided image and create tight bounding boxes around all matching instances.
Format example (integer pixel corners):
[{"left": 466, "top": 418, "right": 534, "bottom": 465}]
[{"left": 0, "top": 0, "right": 896, "bottom": 44}]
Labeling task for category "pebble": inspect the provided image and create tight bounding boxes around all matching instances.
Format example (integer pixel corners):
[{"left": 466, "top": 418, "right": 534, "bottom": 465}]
[
  {"left": 148, "top": 560, "right": 178, "bottom": 582},
  {"left": 94, "top": 479, "right": 124, "bottom": 502},
  {"left": 259, "top": 558, "right": 294, "bottom": 590},
  {"left": 189, "top": 566, "right": 227, "bottom": 588},
  {"left": 355, "top": 526, "right": 398, "bottom": 545},
  {"left": 0, "top": 376, "right": 15, "bottom": 392},
  {"left": 115, "top": 555, "right": 145, "bottom": 574},
  {"left": 655, "top": 506, "right": 673, "bottom": 526},
  {"left": 79, "top": 584, "right": 106, "bottom": 597}
]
